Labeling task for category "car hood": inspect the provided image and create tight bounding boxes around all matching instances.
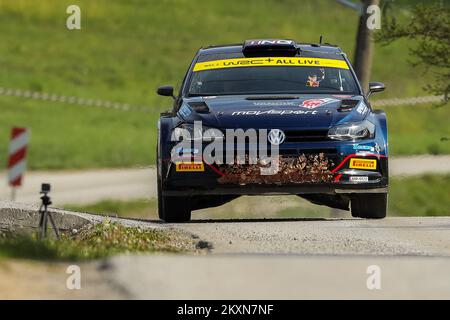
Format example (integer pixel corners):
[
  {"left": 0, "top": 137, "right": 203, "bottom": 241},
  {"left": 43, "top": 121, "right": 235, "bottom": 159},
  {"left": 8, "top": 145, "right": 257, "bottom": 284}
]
[{"left": 180, "top": 94, "right": 368, "bottom": 130}]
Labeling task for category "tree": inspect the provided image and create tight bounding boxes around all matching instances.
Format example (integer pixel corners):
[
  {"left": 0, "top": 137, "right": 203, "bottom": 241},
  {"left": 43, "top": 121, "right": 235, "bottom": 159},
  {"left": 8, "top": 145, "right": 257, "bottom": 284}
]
[
  {"left": 375, "top": 3, "right": 449, "bottom": 104},
  {"left": 353, "top": 0, "right": 380, "bottom": 93}
]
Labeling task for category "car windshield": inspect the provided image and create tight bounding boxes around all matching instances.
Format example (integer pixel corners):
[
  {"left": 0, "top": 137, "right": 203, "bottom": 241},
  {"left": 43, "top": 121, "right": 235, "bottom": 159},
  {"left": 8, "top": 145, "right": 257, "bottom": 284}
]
[{"left": 187, "top": 56, "right": 359, "bottom": 96}]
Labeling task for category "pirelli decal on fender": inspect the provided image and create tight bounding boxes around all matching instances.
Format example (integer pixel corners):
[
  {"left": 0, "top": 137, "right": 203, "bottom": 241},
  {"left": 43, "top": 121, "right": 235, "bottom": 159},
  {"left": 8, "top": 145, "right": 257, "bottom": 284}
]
[
  {"left": 349, "top": 158, "right": 377, "bottom": 170},
  {"left": 193, "top": 57, "right": 349, "bottom": 72},
  {"left": 176, "top": 162, "right": 205, "bottom": 172}
]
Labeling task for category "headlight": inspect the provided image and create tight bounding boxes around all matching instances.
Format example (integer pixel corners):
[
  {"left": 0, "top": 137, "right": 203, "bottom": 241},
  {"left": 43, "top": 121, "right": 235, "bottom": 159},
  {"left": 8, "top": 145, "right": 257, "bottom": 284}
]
[
  {"left": 328, "top": 120, "right": 375, "bottom": 141},
  {"left": 172, "top": 123, "right": 224, "bottom": 142}
]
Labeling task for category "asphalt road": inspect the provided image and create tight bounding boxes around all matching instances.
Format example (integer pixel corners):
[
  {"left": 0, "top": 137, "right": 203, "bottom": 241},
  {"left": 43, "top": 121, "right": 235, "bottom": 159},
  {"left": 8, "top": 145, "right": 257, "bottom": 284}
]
[
  {"left": 103, "top": 217, "right": 450, "bottom": 299},
  {"left": 1, "top": 203, "right": 450, "bottom": 299},
  {"left": 174, "top": 217, "right": 450, "bottom": 256},
  {"left": 106, "top": 255, "right": 450, "bottom": 299},
  {"left": 1, "top": 155, "right": 449, "bottom": 205}
]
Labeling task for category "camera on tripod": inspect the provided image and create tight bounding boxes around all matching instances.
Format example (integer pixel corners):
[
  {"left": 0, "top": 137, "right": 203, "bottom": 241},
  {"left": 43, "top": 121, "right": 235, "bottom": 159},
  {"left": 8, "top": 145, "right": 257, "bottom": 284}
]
[
  {"left": 38, "top": 183, "right": 60, "bottom": 240},
  {"left": 41, "top": 183, "right": 51, "bottom": 194},
  {"left": 40, "top": 183, "right": 52, "bottom": 206}
]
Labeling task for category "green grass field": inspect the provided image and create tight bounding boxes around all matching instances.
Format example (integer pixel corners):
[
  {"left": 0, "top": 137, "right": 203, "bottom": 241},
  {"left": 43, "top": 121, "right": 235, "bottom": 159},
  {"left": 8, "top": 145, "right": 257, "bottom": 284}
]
[
  {"left": 385, "top": 104, "right": 450, "bottom": 155},
  {"left": 0, "top": 0, "right": 432, "bottom": 101},
  {"left": 0, "top": 0, "right": 446, "bottom": 170},
  {"left": 0, "top": 96, "right": 155, "bottom": 169},
  {"left": 66, "top": 175, "right": 450, "bottom": 218},
  {"left": 389, "top": 174, "right": 450, "bottom": 217}
]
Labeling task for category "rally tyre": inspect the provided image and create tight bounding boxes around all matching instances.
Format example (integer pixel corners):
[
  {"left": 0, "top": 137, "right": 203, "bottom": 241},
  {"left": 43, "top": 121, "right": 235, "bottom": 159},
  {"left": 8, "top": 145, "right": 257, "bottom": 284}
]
[
  {"left": 156, "top": 137, "right": 191, "bottom": 222},
  {"left": 351, "top": 193, "right": 387, "bottom": 219},
  {"left": 159, "top": 195, "right": 192, "bottom": 223},
  {"left": 157, "top": 177, "right": 191, "bottom": 222},
  {"left": 157, "top": 173, "right": 163, "bottom": 220}
]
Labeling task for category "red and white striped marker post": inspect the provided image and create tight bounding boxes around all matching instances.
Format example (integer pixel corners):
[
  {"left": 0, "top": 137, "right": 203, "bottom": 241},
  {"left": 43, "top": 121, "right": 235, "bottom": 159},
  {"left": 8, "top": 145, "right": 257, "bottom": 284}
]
[{"left": 7, "top": 127, "right": 30, "bottom": 201}]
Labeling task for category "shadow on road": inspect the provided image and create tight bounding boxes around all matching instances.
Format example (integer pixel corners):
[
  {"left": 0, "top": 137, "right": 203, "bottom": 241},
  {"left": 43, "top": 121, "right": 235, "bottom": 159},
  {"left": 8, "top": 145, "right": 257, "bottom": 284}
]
[
  {"left": 125, "top": 216, "right": 450, "bottom": 229},
  {"left": 139, "top": 217, "right": 356, "bottom": 224}
]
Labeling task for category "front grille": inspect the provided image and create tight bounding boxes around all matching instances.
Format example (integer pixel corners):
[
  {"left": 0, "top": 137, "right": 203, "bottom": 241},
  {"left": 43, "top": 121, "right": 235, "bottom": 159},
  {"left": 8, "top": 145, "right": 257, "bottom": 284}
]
[
  {"left": 284, "top": 130, "right": 330, "bottom": 142},
  {"left": 218, "top": 129, "right": 330, "bottom": 143},
  {"left": 210, "top": 148, "right": 338, "bottom": 161}
]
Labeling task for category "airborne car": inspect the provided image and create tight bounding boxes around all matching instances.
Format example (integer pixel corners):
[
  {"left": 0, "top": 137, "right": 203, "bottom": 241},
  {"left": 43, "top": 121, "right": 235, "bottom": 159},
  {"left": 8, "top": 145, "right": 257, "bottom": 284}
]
[{"left": 156, "top": 39, "right": 388, "bottom": 222}]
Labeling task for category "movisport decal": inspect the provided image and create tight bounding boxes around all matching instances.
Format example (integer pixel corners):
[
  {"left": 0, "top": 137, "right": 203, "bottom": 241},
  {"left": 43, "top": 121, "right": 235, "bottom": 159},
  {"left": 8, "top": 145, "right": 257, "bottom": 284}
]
[
  {"left": 231, "top": 109, "right": 318, "bottom": 116},
  {"left": 193, "top": 57, "right": 349, "bottom": 72}
]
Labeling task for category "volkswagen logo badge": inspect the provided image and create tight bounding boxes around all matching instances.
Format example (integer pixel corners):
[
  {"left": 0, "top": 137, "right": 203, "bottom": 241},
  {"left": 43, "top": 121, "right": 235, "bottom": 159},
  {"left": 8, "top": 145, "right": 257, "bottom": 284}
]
[{"left": 268, "top": 129, "right": 285, "bottom": 145}]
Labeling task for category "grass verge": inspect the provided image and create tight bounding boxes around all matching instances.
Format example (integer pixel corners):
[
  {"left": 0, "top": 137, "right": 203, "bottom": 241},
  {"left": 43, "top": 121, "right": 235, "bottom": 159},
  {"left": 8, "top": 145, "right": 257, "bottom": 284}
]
[
  {"left": 66, "top": 199, "right": 157, "bottom": 220},
  {"left": 0, "top": 220, "right": 194, "bottom": 261},
  {"left": 389, "top": 174, "right": 450, "bottom": 216}
]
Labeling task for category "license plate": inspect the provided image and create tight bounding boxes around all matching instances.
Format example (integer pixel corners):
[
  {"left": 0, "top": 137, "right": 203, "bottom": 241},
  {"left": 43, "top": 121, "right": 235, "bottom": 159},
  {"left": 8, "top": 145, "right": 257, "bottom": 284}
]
[{"left": 350, "top": 176, "right": 369, "bottom": 182}]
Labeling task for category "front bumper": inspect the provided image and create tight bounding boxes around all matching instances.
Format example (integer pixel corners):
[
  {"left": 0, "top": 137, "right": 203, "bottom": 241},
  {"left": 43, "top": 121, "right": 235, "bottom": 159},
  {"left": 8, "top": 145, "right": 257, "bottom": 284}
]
[
  {"left": 163, "top": 148, "right": 388, "bottom": 196},
  {"left": 163, "top": 184, "right": 388, "bottom": 196}
]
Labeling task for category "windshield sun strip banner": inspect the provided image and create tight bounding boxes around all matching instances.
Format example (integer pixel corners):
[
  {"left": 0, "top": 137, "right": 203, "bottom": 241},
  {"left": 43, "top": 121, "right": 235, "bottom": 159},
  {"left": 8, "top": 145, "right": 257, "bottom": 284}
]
[{"left": 193, "top": 57, "right": 349, "bottom": 72}]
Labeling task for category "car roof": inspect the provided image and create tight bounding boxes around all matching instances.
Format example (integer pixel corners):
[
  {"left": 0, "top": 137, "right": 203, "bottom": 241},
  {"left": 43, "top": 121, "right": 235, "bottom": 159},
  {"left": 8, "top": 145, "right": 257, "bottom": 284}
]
[{"left": 198, "top": 42, "right": 343, "bottom": 55}]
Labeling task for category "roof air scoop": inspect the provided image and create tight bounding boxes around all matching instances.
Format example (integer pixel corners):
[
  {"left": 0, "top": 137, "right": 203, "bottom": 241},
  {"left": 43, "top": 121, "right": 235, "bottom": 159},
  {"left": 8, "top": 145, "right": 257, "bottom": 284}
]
[{"left": 243, "top": 39, "right": 298, "bottom": 57}]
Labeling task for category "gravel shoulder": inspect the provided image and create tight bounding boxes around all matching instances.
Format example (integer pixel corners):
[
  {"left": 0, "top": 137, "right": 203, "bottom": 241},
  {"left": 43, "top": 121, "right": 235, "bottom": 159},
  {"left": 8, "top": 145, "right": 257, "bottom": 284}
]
[{"left": 173, "top": 217, "right": 450, "bottom": 256}]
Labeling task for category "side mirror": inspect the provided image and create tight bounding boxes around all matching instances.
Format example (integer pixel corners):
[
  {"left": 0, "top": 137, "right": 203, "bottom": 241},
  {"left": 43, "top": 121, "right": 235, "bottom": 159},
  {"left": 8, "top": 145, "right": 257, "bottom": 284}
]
[
  {"left": 157, "top": 85, "right": 175, "bottom": 99},
  {"left": 367, "top": 82, "right": 385, "bottom": 98}
]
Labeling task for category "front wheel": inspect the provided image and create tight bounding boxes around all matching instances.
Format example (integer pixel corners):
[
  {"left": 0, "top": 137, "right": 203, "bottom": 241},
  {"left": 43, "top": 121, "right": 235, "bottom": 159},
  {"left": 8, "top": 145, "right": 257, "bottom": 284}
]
[
  {"left": 351, "top": 193, "right": 387, "bottom": 219},
  {"left": 156, "top": 131, "right": 191, "bottom": 223},
  {"left": 157, "top": 176, "right": 191, "bottom": 222},
  {"left": 158, "top": 195, "right": 192, "bottom": 222}
]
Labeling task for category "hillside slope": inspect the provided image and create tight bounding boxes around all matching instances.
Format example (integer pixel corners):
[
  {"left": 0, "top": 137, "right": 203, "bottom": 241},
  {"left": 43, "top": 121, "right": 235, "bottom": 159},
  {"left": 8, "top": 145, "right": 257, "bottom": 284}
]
[{"left": 0, "top": 0, "right": 444, "bottom": 169}]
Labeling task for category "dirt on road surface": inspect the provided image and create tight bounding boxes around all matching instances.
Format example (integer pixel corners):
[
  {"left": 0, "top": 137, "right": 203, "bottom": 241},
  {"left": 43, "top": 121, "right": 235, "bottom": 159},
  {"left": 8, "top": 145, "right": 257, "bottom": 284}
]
[
  {"left": 0, "top": 259, "right": 126, "bottom": 299},
  {"left": 174, "top": 217, "right": 450, "bottom": 256},
  {"left": 1, "top": 155, "right": 449, "bottom": 206}
]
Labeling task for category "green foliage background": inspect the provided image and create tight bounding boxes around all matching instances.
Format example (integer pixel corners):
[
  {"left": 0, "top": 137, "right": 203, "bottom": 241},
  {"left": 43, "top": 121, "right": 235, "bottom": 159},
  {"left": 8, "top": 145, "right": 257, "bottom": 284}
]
[{"left": 0, "top": 0, "right": 447, "bottom": 169}]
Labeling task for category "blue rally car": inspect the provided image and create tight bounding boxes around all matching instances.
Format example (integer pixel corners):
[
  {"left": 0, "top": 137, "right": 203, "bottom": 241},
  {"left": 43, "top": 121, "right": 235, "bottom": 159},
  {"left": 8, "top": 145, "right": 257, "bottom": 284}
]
[{"left": 156, "top": 39, "right": 388, "bottom": 222}]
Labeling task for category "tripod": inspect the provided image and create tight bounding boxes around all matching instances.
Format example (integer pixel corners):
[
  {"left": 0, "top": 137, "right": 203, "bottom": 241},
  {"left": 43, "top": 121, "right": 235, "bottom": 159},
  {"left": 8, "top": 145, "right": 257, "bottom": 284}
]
[{"left": 38, "top": 185, "right": 60, "bottom": 240}]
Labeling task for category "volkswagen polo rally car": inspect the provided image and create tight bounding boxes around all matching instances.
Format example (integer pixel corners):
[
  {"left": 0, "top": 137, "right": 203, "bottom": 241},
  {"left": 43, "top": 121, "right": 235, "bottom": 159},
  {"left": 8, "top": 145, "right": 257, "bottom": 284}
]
[{"left": 156, "top": 39, "right": 388, "bottom": 222}]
